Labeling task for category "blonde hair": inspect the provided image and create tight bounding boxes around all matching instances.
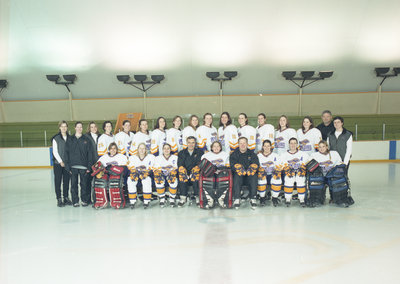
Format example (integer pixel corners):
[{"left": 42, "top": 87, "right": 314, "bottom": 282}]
[{"left": 136, "top": 143, "right": 148, "bottom": 157}]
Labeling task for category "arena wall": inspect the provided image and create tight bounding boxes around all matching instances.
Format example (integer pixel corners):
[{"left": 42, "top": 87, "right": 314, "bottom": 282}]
[
  {"left": 0, "top": 141, "right": 399, "bottom": 168},
  {"left": 0, "top": 91, "right": 399, "bottom": 123}
]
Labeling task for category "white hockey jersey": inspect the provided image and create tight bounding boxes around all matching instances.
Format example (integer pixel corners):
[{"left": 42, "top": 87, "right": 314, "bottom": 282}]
[
  {"left": 196, "top": 125, "right": 218, "bottom": 152},
  {"left": 256, "top": 124, "right": 275, "bottom": 152},
  {"left": 182, "top": 126, "right": 197, "bottom": 149},
  {"left": 238, "top": 125, "right": 257, "bottom": 151},
  {"left": 257, "top": 152, "right": 281, "bottom": 175},
  {"left": 280, "top": 150, "right": 310, "bottom": 171},
  {"left": 311, "top": 150, "right": 343, "bottom": 175},
  {"left": 201, "top": 151, "right": 230, "bottom": 168},
  {"left": 166, "top": 128, "right": 183, "bottom": 154},
  {"left": 218, "top": 124, "right": 238, "bottom": 153},
  {"left": 154, "top": 154, "right": 178, "bottom": 176},
  {"left": 127, "top": 154, "right": 155, "bottom": 173},
  {"left": 97, "top": 134, "right": 115, "bottom": 157},
  {"left": 114, "top": 131, "right": 135, "bottom": 156},
  {"left": 98, "top": 153, "right": 128, "bottom": 167},
  {"left": 129, "top": 131, "right": 151, "bottom": 156},
  {"left": 274, "top": 128, "right": 297, "bottom": 155},
  {"left": 296, "top": 128, "right": 322, "bottom": 155},
  {"left": 150, "top": 129, "right": 166, "bottom": 156}
]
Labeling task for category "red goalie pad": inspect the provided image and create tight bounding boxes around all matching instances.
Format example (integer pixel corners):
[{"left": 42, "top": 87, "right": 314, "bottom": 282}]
[
  {"left": 108, "top": 167, "right": 125, "bottom": 209},
  {"left": 94, "top": 174, "right": 108, "bottom": 209}
]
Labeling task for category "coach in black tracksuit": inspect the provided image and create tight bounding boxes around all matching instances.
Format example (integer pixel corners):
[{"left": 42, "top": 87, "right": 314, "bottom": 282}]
[
  {"left": 177, "top": 136, "right": 203, "bottom": 206},
  {"left": 230, "top": 137, "right": 260, "bottom": 209},
  {"left": 65, "top": 122, "right": 95, "bottom": 207}
]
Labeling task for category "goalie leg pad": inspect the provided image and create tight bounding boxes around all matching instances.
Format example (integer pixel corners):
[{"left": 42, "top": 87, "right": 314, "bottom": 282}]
[
  {"left": 215, "top": 170, "right": 233, "bottom": 208},
  {"left": 109, "top": 173, "right": 125, "bottom": 209},
  {"left": 199, "top": 175, "right": 216, "bottom": 209},
  {"left": 94, "top": 175, "right": 108, "bottom": 209}
]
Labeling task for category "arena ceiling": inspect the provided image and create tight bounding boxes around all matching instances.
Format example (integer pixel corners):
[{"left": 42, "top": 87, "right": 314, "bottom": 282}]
[{"left": 0, "top": 0, "right": 399, "bottom": 100}]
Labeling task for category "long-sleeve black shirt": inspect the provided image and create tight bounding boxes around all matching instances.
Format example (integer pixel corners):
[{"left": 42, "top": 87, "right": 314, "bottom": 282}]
[
  {"left": 229, "top": 148, "right": 259, "bottom": 169},
  {"left": 177, "top": 148, "right": 203, "bottom": 172}
]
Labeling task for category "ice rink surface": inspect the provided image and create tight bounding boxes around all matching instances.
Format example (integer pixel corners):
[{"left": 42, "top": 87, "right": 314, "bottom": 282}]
[{"left": 1, "top": 163, "right": 400, "bottom": 284}]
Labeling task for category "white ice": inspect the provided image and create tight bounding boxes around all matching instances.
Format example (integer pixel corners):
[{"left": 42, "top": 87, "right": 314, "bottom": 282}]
[{"left": 1, "top": 163, "right": 400, "bottom": 284}]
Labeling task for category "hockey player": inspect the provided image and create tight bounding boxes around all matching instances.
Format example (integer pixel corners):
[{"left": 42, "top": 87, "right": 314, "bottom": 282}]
[
  {"left": 177, "top": 136, "right": 203, "bottom": 207},
  {"left": 166, "top": 115, "right": 183, "bottom": 155},
  {"left": 311, "top": 140, "right": 343, "bottom": 175},
  {"left": 230, "top": 137, "right": 260, "bottom": 209},
  {"left": 297, "top": 116, "right": 322, "bottom": 156},
  {"left": 65, "top": 121, "right": 95, "bottom": 207},
  {"left": 196, "top": 113, "right": 218, "bottom": 152},
  {"left": 97, "top": 121, "right": 114, "bottom": 157},
  {"left": 257, "top": 140, "right": 282, "bottom": 207},
  {"left": 153, "top": 143, "right": 179, "bottom": 207},
  {"left": 280, "top": 137, "right": 310, "bottom": 207},
  {"left": 114, "top": 120, "right": 135, "bottom": 156},
  {"left": 199, "top": 141, "right": 232, "bottom": 209},
  {"left": 218, "top": 112, "right": 238, "bottom": 153},
  {"left": 52, "top": 120, "right": 72, "bottom": 207},
  {"left": 274, "top": 115, "right": 297, "bottom": 155},
  {"left": 94, "top": 142, "right": 128, "bottom": 209},
  {"left": 308, "top": 140, "right": 344, "bottom": 206},
  {"left": 129, "top": 119, "right": 151, "bottom": 156},
  {"left": 237, "top": 113, "right": 257, "bottom": 152},
  {"left": 182, "top": 115, "right": 199, "bottom": 149},
  {"left": 127, "top": 143, "right": 155, "bottom": 209},
  {"left": 201, "top": 141, "right": 230, "bottom": 168},
  {"left": 256, "top": 113, "right": 275, "bottom": 153},
  {"left": 150, "top": 117, "right": 167, "bottom": 156}
]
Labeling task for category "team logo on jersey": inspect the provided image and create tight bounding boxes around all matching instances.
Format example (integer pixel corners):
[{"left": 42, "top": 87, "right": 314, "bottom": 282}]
[
  {"left": 299, "top": 139, "right": 312, "bottom": 151},
  {"left": 137, "top": 165, "right": 147, "bottom": 171},
  {"left": 275, "top": 137, "right": 284, "bottom": 148},
  {"left": 162, "top": 165, "right": 175, "bottom": 175},
  {"left": 212, "top": 158, "right": 224, "bottom": 167},
  {"left": 288, "top": 158, "right": 301, "bottom": 169},
  {"left": 319, "top": 160, "right": 333, "bottom": 172},
  {"left": 262, "top": 161, "right": 275, "bottom": 174}
]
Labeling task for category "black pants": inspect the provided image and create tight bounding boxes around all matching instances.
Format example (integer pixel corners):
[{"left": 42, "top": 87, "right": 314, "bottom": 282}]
[
  {"left": 86, "top": 174, "right": 94, "bottom": 204},
  {"left": 71, "top": 168, "right": 89, "bottom": 204},
  {"left": 54, "top": 163, "right": 70, "bottom": 199},
  {"left": 178, "top": 180, "right": 199, "bottom": 197},
  {"left": 233, "top": 174, "right": 258, "bottom": 200}
]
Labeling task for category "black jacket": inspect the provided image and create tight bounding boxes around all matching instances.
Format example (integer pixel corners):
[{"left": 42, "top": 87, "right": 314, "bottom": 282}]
[
  {"left": 229, "top": 148, "right": 259, "bottom": 169},
  {"left": 317, "top": 122, "right": 335, "bottom": 141},
  {"left": 178, "top": 148, "right": 203, "bottom": 172},
  {"left": 65, "top": 134, "right": 94, "bottom": 171},
  {"left": 84, "top": 132, "right": 99, "bottom": 162}
]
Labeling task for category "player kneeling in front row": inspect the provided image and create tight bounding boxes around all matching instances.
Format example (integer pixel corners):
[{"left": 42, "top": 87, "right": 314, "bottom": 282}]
[
  {"left": 92, "top": 142, "right": 128, "bottom": 209},
  {"left": 230, "top": 137, "right": 260, "bottom": 209},
  {"left": 154, "top": 143, "right": 178, "bottom": 207},
  {"left": 127, "top": 143, "right": 155, "bottom": 209},
  {"left": 177, "top": 136, "right": 203, "bottom": 207},
  {"left": 199, "top": 141, "right": 232, "bottom": 209},
  {"left": 280, "top": 138, "right": 310, "bottom": 207},
  {"left": 310, "top": 140, "right": 354, "bottom": 208},
  {"left": 257, "top": 140, "right": 283, "bottom": 207}
]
